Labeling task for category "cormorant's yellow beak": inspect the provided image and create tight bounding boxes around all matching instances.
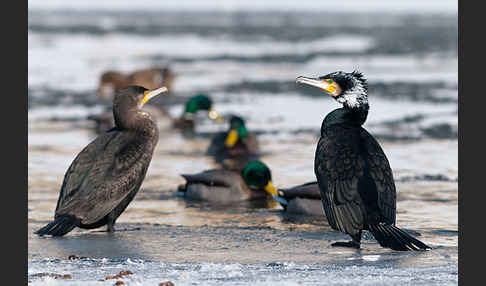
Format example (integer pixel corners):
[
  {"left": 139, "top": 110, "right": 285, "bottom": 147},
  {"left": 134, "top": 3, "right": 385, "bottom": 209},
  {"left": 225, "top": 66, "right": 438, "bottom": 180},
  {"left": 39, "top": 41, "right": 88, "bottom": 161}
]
[
  {"left": 208, "top": 108, "right": 223, "bottom": 122},
  {"left": 225, "top": 129, "right": 239, "bottom": 147},
  {"left": 141, "top": 86, "right": 168, "bottom": 107},
  {"left": 264, "top": 181, "right": 278, "bottom": 196},
  {"left": 296, "top": 76, "right": 339, "bottom": 97}
]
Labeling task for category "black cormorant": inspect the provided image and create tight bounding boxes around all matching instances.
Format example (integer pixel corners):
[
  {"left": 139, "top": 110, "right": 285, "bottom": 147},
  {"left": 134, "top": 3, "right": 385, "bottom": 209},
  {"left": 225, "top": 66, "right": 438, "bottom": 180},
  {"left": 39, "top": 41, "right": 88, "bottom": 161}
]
[
  {"left": 296, "top": 70, "right": 430, "bottom": 251},
  {"left": 206, "top": 115, "right": 260, "bottom": 170},
  {"left": 178, "top": 160, "right": 276, "bottom": 203},
  {"left": 35, "top": 86, "right": 167, "bottom": 236}
]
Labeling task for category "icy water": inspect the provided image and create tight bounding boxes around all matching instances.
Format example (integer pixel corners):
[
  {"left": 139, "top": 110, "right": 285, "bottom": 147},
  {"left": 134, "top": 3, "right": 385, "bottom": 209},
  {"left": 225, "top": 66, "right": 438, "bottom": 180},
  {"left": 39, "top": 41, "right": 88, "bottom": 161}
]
[{"left": 28, "top": 1, "right": 457, "bottom": 285}]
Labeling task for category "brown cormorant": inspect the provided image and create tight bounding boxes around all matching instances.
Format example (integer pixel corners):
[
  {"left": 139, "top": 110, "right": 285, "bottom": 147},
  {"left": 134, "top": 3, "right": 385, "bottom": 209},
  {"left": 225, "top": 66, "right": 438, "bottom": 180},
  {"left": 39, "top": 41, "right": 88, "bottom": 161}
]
[
  {"left": 296, "top": 70, "right": 430, "bottom": 251},
  {"left": 178, "top": 160, "right": 276, "bottom": 203},
  {"left": 172, "top": 94, "right": 223, "bottom": 131},
  {"left": 206, "top": 115, "right": 260, "bottom": 170},
  {"left": 35, "top": 86, "right": 167, "bottom": 236},
  {"left": 91, "top": 67, "right": 174, "bottom": 134}
]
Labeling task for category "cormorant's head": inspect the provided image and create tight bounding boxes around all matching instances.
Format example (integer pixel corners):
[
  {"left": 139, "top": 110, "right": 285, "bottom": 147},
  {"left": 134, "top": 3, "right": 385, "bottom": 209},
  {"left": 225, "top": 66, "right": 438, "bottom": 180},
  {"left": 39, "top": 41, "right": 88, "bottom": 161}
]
[
  {"left": 183, "top": 93, "right": 223, "bottom": 122},
  {"left": 224, "top": 115, "right": 248, "bottom": 147},
  {"left": 241, "top": 161, "right": 277, "bottom": 195},
  {"left": 296, "top": 70, "right": 368, "bottom": 108},
  {"left": 113, "top": 85, "right": 168, "bottom": 128}
]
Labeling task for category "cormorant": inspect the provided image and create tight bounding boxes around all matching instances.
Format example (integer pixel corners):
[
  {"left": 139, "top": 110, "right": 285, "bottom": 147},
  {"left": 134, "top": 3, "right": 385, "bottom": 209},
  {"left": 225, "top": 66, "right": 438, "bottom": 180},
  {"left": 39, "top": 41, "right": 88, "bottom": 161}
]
[
  {"left": 172, "top": 94, "right": 223, "bottom": 131},
  {"left": 91, "top": 67, "right": 175, "bottom": 134},
  {"left": 178, "top": 160, "right": 276, "bottom": 204},
  {"left": 35, "top": 86, "right": 167, "bottom": 236},
  {"left": 296, "top": 70, "right": 430, "bottom": 251},
  {"left": 273, "top": 182, "right": 324, "bottom": 216},
  {"left": 206, "top": 115, "right": 260, "bottom": 170}
]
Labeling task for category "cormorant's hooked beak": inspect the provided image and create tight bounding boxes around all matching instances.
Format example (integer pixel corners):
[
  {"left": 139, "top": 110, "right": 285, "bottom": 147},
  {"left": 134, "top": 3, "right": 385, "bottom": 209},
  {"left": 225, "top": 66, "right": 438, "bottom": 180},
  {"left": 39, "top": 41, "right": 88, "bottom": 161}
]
[
  {"left": 224, "top": 129, "right": 239, "bottom": 147},
  {"left": 141, "top": 86, "right": 168, "bottom": 107},
  {"left": 208, "top": 108, "right": 223, "bottom": 122},
  {"left": 296, "top": 76, "right": 339, "bottom": 97}
]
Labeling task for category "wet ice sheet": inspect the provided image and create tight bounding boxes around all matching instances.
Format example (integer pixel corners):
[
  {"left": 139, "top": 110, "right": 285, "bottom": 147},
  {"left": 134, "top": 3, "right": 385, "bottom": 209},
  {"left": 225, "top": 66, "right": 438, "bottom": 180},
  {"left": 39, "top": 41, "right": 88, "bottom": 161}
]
[{"left": 28, "top": 258, "right": 457, "bottom": 286}]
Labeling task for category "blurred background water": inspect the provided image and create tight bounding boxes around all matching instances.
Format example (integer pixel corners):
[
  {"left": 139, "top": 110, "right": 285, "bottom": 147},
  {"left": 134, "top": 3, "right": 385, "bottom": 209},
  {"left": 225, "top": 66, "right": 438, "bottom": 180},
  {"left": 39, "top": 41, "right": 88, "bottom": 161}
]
[{"left": 28, "top": 0, "right": 458, "bottom": 285}]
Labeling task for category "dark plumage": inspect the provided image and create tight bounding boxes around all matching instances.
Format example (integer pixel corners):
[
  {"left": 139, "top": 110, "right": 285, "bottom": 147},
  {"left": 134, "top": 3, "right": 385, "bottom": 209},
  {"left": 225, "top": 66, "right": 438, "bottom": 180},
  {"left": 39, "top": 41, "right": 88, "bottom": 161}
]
[
  {"left": 178, "top": 160, "right": 276, "bottom": 204},
  {"left": 35, "top": 86, "right": 167, "bottom": 236},
  {"left": 296, "top": 71, "right": 430, "bottom": 251},
  {"left": 274, "top": 182, "right": 324, "bottom": 216},
  {"left": 206, "top": 115, "right": 260, "bottom": 170},
  {"left": 91, "top": 67, "right": 175, "bottom": 134}
]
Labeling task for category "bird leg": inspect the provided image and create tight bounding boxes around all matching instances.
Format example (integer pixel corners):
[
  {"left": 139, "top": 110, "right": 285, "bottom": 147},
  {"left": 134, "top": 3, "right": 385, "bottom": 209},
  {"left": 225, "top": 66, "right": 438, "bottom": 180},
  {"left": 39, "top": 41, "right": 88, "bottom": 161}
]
[
  {"left": 331, "top": 231, "right": 361, "bottom": 249},
  {"left": 106, "top": 222, "right": 115, "bottom": 232}
]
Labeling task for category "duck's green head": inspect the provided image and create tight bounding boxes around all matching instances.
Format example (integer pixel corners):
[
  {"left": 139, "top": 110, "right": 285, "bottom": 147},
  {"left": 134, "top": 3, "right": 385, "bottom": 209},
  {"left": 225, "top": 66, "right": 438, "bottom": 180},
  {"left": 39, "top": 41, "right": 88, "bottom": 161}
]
[
  {"left": 224, "top": 115, "right": 248, "bottom": 147},
  {"left": 184, "top": 93, "right": 222, "bottom": 121},
  {"left": 241, "top": 161, "right": 277, "bottom": 195}
]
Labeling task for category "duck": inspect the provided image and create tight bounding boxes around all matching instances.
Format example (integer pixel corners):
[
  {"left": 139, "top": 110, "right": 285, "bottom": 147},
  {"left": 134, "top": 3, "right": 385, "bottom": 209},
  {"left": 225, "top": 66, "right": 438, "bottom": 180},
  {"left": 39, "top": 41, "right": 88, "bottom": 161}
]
[
  {"left": 273, "top": 182, "right": 324, "bottom": 216},
  {"left": 97, "top": 67, "right": 175, "bottom": 101},
  {"left": 206, "top": 115, "right": 260, "bottom": 170},
  {"left": 35, "top": 86, "right": 167, "bottom": 236},
  {"left": 172, "top": 93, "right": 223, "bottom": 131},
  {"left": 178, "top": 160, "right": 277, "bottom": 204},
  {"left": 296, "top": 70, "right": 430, "bottom": 250}
]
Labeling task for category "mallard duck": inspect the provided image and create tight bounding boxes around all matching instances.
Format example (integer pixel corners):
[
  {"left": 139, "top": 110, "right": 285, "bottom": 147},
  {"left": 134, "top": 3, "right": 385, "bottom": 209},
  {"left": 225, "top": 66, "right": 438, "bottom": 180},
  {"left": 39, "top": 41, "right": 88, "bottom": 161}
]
[
  {"left": 172, "top": 93, "right": 223, "bottom": 131},
  {"left": 272, "top": 182, "right": 324, "bottom": 216},
  {"left": 206, "top": 115, "right": 260, "bottom": 170},
  {"left": 97, "top": 67, "right": 175, "bottom": 101},
  {"left": 35, "top": 86, "right": 167, "bottom": 236},
  {"left": 296, "top": 70, "right": 430, "bottom": 251},
  {"left": 178, "top": 160, "right": 277, "bottom": 204}
]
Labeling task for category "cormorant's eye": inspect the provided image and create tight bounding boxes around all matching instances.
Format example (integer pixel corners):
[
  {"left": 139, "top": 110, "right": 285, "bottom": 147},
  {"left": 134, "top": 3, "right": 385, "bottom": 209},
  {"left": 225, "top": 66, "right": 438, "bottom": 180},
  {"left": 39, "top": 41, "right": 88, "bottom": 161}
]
[{"left": 328, "top": 79, "right": 334, "bottom": 84}]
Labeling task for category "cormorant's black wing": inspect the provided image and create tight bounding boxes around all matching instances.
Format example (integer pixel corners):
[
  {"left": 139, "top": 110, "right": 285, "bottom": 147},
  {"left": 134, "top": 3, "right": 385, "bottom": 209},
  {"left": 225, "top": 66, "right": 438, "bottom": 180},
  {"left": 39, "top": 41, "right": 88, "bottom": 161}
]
[
  {"left": 315, "top": 125, "right": 366, "bottom": 235},
  {"left": 54, "top": 130, "right": 151, "bottom": 225},
  {"left": 359, "top": 128, "right": 396, "bottom": 224}
]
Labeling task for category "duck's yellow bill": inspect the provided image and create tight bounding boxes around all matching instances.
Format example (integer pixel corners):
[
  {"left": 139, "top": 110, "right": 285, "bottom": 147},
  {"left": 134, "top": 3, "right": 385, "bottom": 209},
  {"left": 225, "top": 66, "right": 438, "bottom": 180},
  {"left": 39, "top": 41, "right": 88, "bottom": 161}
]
[
  {"left": 225, "top": 130, "right": 239, "bottom": 147},
  {"left": 208, "top": 108, "right": 223, "bottom": 122},
  {"left": 264, "top": 181, "right": 278, "bottom": 196},
  {"left": 142, "top": 86, "right": 168, "bottom": 106}
]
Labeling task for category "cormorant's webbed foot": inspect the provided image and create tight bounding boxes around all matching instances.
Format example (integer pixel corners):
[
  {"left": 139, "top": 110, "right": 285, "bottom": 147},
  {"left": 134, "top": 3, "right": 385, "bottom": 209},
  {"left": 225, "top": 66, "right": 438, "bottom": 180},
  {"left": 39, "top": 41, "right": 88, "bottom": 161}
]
[{"left": 331, "top": 241, "right": 361, "bottom": 249}]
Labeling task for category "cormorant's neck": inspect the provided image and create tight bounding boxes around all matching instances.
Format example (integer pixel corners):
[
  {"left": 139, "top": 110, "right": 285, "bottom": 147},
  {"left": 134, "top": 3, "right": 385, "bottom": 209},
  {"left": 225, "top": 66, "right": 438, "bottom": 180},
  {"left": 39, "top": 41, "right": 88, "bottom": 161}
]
[
  {"left": 322, "top": 103, "right": 369, "bottom": 131},
  {"left": 344, "top": 102, "right": 369, "bottom": 126},
  {"left": 115, "top": 110, "right": 158, "bottom": 138}
]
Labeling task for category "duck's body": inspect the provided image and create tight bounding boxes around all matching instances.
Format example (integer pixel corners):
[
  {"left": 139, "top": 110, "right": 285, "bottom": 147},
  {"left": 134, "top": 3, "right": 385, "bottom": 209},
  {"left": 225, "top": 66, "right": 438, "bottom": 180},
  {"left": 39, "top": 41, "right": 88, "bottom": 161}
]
[
  {"left": 179, "top": 161, "right": 276, "bottom": 204},
  {"left": 97, "top": 67, "right": 175, "bottom": 100},
  {"left": 297, "top": 71, "right": 430, "bottom": 251},
  {"left": 275, "top": 182, "right": 324, "bottom": 216},
  {"left": 206, "top": 115, "right": 260, "bottom": 170},
  {"left": 35, "top": 86, "right": 167, "bottom": 236},
  {"left": 179, "top": 170, "right": 264, "bottom": 203}
]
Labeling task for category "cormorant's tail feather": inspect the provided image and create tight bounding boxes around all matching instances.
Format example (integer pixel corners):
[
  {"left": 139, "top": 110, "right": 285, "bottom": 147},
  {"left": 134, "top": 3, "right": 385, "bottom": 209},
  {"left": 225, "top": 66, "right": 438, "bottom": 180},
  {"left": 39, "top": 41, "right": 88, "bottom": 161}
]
[
  {"left": 34, "top": 216, "right": 77, "bottom": 237},
  {"left": 369, "top": 223, "right": 431, "bottom": 251}
]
